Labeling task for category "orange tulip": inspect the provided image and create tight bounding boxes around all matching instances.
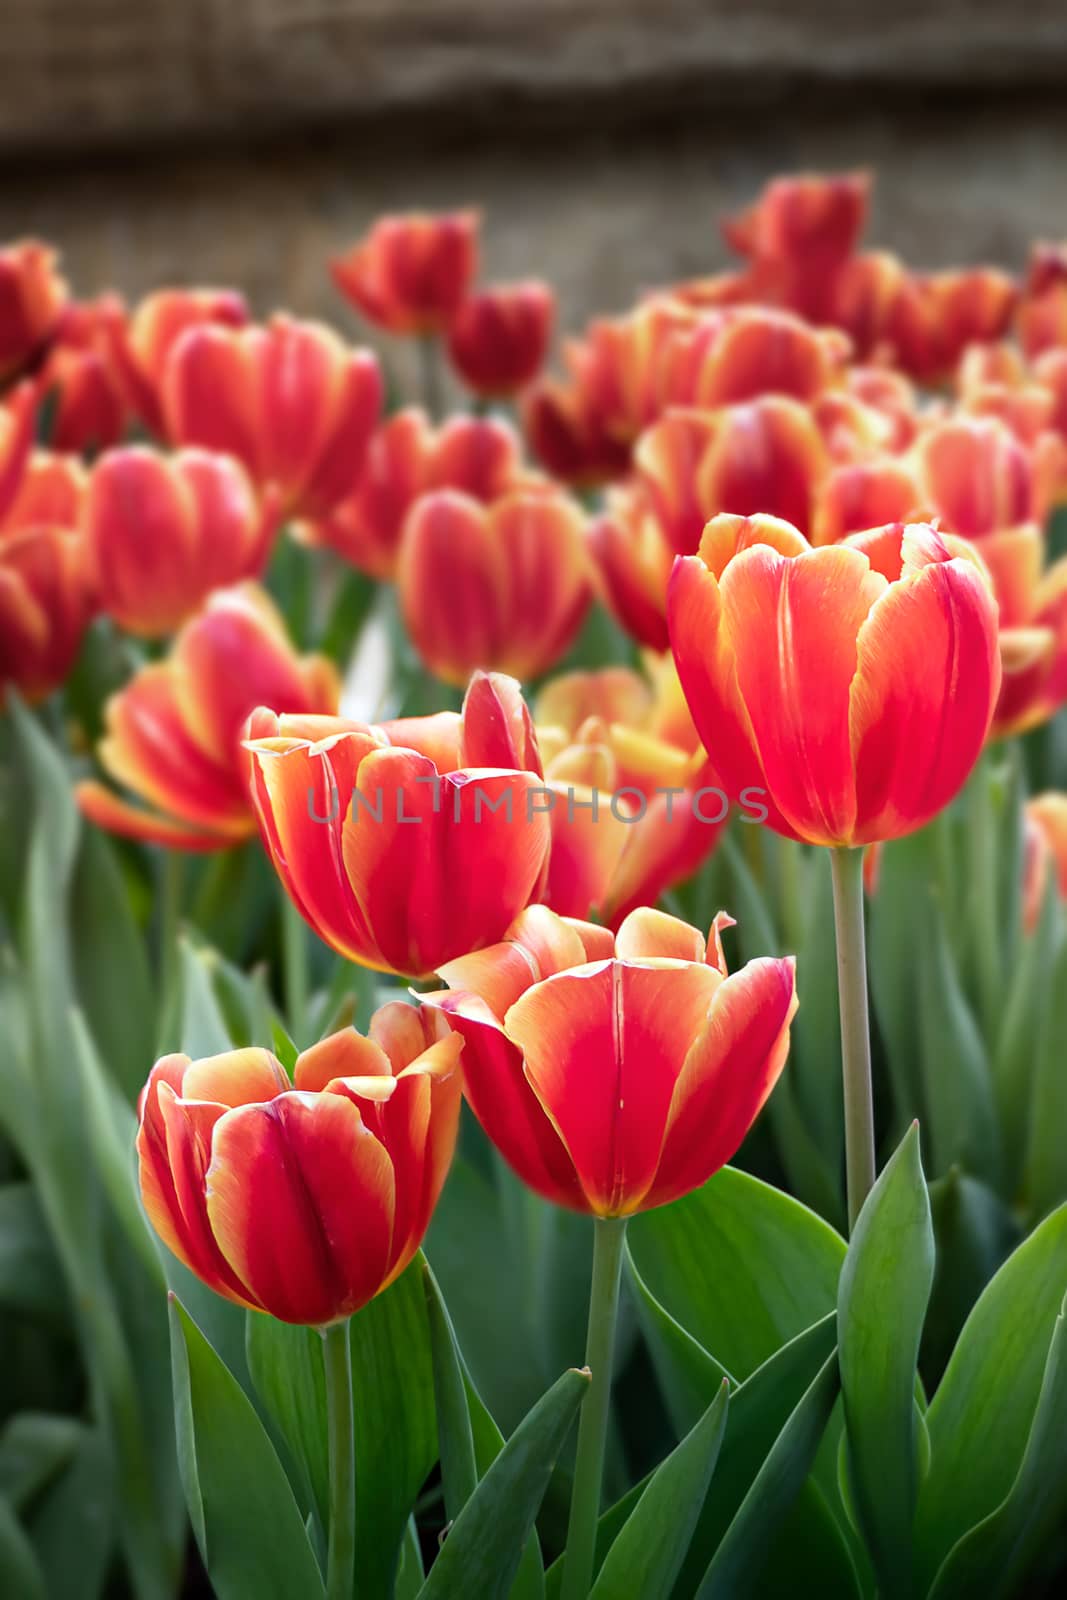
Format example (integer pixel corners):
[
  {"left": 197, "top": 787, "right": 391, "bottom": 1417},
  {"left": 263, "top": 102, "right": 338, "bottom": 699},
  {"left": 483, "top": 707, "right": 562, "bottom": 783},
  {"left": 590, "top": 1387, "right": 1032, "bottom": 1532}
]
[
  {"left": 915, "top": 417, "right": 1038, "bottom": 537},
  {"left": 161, "top": 314, "right": 382, "bottom": 519},
  {"left": 668, "top": 515, "right": 1001, "bottom": 846},
  {"left": 1, "top": 450, "right": 86, "bottom": 541},
  {"left": 587, "top": 490, "right": 674, "bottom": 652},
  {"left": 397, "top": 485, "right": 591, "bottom": 685},
  {"left": 1024, "top": 794, "right": 1067, "bottom": 931},
  {"left": 36, "top": 294, "right": 132, "bottom": 452},
  {"left": 77, "top": 586, "right": 338, "bottom": 849},
  {"left": 422, "top": 903, "right": 796, "bottom": 1215},
  {"left": 635, "top": 399, "right": 830, "bottom": 552},
  {"left": 811, "top": 458, "right": 925, "bottom": 546},
  {"left": 1017, "top": 243, "right": 1067, "bottom": 360},
  {"left": 447, "top": 280, "right": 554, "bottom": 397},
  {"left": 0, "top": 524, "right": 93, "bottom": 704},
  {"left": 307, "top": 409, "right": 526, "bottom": 580},
  {"left": 0, "top": 240, "right": 68, "bottom": 380},
  {"left": 244, "top": 671, "right": 552, "bottom": 977},
  {"left": 886, "top": 268, "right": 1018, "bottom": 386},
  {"left": 120, "top": 286, "right": 248, "bottom": 435},
  {"left": 85, "top": 446, "right": 277, "bottom": 637},
  {"left": 655, "top": 306, "right": 849, "bottom": 411},
  {"left": 534, "top": 659, "right": 721, "bottom": 925},
  {"left": 331, "top": 211, "right": 479, "bottom": 335},
  {"left": 137, "top": 1008, "right": 462, "bottom": 1324},
  {"left": 975, "top": 524, "right": 1067, "bottom": 738},
  {"left": 847, "top": 366, "right": 920, "bottom": 451}
]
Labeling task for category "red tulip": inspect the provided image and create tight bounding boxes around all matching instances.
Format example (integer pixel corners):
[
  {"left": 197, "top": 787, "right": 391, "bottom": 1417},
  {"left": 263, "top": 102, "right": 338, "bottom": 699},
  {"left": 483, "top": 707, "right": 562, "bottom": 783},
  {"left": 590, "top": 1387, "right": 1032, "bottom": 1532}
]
[
  {"left": 423, "top": 903, "right": 796, "bottom": 1216},
  {"left": 523, "top": 378, "right": 632, "bottom": 486},
  {"left": 77, "top": 586, "right": 338, "bottom": 849},
  {"left": 331, "top": 211, "right": 479, "bottom": 335},
  {"left": 397, "top": 486, "right": 591, "bottom": 685},
  {"left": 0, "top": 240, "right": 68, "bottom": 380},
  {"left": 1, "top": 450, "right": 86, "bottom": 541},
  {"left": 587, "top": 491, "right": 674, "bottom": 652},
  {"left": 655, "top": 306, "right": 849, "bottom": 411},
  {"left": 162, "top": 314, "right": 382, "bottom": 519},
  {"left": 121, "top": 287, "right": 248, "bottom": 435},
  {"left": 1024, "top": 793, "right": 1067, "bottom": 931},
  {"left": 1017, "top": 243, "right": 1067, "bottom": 360},
  {"left": 447, "top": 280, "right": 554, "bottom": 397},
  {"left": 244, "top": 671, "right": 552, "bottom": 977},
  {"left": 85, "top": 446, "right": 277, "bottom": 637},
  {"left": 721, "top": 170, "right": 871, "bottom": 322},
  {"left": 0, "top": 382, "right": 39, "bottom": 526},
  {"left": 812, "top": 459, "right": 925, "bottom": 546},
  {"left": 0, "top": 524, "right": 92, "bottom": 704},
  {"left": 307, "top": 409, "right": 526, "bottom": 580},
  {"left": 137, "top": 1008, "right": 462, "bottom": 1324},
  {"left": 916, "top": 417, "right": 1037, "bottom": 537},
  {"left": 886, "top": 268, "right": 1018, "bottom": 385},
  {"left": 36, "top": 294, "right": 132, "bottom": 452},
  {"left": 975, "top": 524, "right": 1067, "bottom": 738},
  {"left": 668, "top": 515, "right": 1001, "bottom": 846}
]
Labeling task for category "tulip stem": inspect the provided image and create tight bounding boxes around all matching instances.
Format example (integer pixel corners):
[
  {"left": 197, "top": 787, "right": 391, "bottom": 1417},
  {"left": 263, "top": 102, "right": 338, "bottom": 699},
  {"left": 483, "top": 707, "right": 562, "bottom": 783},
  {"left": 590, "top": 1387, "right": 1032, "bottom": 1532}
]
[
  {"left": 156, "top": 849, "right": 185, "bottom": 1053},
  {"left": 562, "top": 1214, "right": 628, "bottom": 1600},
  {"left": 322, "top": 1318, "right": 356, "bottom": 1600},
  {"left": 419, "top": 335, "right": 445, "bottom": 418},
  {"left": 830, "top": 845, "right": 877, "bottom": 1231},
  {"left": 282, "top": 895, "right": 310, "bottom": 1046}
]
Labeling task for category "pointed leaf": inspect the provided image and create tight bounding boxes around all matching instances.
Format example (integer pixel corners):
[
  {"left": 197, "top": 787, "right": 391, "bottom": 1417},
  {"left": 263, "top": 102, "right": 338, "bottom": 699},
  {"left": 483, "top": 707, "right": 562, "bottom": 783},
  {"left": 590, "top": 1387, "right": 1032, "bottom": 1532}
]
[{"left": 918, "top": 902, "right": 1001, "bottom": 1184}]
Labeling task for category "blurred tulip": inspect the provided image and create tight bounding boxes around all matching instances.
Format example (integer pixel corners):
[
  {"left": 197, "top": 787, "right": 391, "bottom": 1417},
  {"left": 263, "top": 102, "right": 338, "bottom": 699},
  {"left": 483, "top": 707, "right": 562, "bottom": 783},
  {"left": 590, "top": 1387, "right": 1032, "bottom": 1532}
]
[
  {"left": 423, "top": 903, "right": 796, "bottom": 1215},
  {"left": 534, "top": 659, "right": 720, "bottom": 924},
  {"left": 915, "top": 416, "right": 1038, "bottom": 536},
  {"left": 886, "top": 268, "right": 1018, "bottom": 385},
  {"left": 36, "top": 294, "right": 132, "bottom": 452},
  {"left": 0, "top": 382, "right": 38, "bottom": 525},
  {"left": 1017, "top": 243, "right": 1067, "bottom": 359},
  {"left": 635, "top": 399, "right": 830, "bottom": 551},
  {"left": 587, "top": 490, "right": 674, "bottom": 651},
  {"left": 397, "top": 485, "right": 591, "bottom": 685},
  {"left": 244, "top": 671, "right": 552, "bottom": 977},
  {"left": 1, "top": 450, "right": 86, "bottom": 541},
  {"left": 523, "top": 378, "right": 631, "bottom": 486},
  {"left": 655, "top": 306, "right": 849, "bottom": 410},
  {"left": 668, "top": 515, "right": 1001, "bottom": 846},
  {"left": 721, "top": 170, "right": 871, "bottom": 321},
  {"left": 0, "top": 240, "right": 68, "bottom": 380},
  {"left": 162, "top": 314, "right": 382, "bottom": 518},
  {"left": 331, "top": 211, "right": 479, "bottom": 335},
  {"left": 120, "top": 286, "right": 248, "bottom": 435},
  {"left": 307, "top": 409, "right": 526, "bottom": 580},
  {"left": 85, "top": 446, "right": 277, "bottom": 636},
  {"left": 1024, "top": 793, "right": 1067, "bottom": 930},
  {"left": 0, "top": 524, "right": 92, "bottom": 703},
  {"left": 847, "top": 366, "right": 920, "bottom": 450},
  {"left": 447, "top": 280, "right": 554, "bottom": 397},
  {"left": 137, "top": 1008, "right": 462, "bottom": 1324},
  {"left": 812, "top": 458, "right": 925, "bottom": 546},
  {"left": 975, "top": 524, "right": 1067, "bottom": 737},
  {"left": 832, "top": 250, "right": 910, "bottom": 361},
  {"left": 77, "top": 586, "right": 338, "bottom": 849}
]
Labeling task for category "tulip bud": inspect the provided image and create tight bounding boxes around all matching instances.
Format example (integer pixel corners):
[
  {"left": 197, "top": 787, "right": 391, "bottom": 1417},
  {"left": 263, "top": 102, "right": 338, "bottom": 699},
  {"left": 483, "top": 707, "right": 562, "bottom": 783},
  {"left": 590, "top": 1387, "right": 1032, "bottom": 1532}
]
[
  {"left": 0, "top": 525, "right": 92, "bottom": 704},
  {"left": 447, "top": 281, "right": 554, "bottom": 397},
  {"left": 0, "top": 240, "right": 68, "bottom": 380},
  {"left": 331, "top": 211, "right": 479, "bottom": 335}
]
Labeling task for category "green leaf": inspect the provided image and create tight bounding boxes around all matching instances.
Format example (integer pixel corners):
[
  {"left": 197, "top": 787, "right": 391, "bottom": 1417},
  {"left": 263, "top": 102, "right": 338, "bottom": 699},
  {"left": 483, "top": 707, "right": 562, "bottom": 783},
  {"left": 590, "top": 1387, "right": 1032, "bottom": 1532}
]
[
  {"left": 25, "top": 1425, "right": 115, "bottom": 1600},
  {"left": 417, "top": 1368, "right": 588, "bottom": 1600},
  {"left": 0, "top": 1183, "right": 68, "bottom": 1323},
  {"left": 0, "top": 1497, "right": 47, "bottom": 1600},
  {"left": 169, "top": 1295, "right": 325, "bottom": 1600},
  {"left": 695, "top": 1352, "right": 841, "bottom": 1600},
  {"left": 626, "top": 1242, "right": 728, "bottom": 1434},
  {"left": 1023, "top": 934, "right": 1067, "bottom": 1219},
  {"left": 837, "top": 1123, "right": 933, "bottom": 1599},
  {"left": 992, "top": 878, "right": 1060, "bottom": 1192},
  {"left": 914, "top": 1201, "right": 1067, "bottom": 1587},
  {"left": 868, "top": 828, "right": 936, "bottom": 1125},
  {"left": 0, "top": 1413, "right": 84, "bottom": 1514},
  {"left": 590, "top": 1380, "right": 729, "bottom": 1600},
  {"left": 627, "top": 1164, "right": 845, "bottom": 1381},
  {"left": 179, "top": 938, "right": 235, "bottom": 1059},
  {"left": 70, "top": 826, "right": 155, "bottom": 1102},
  {"left": 245, "top": 1316, "right": 328, "bottom": 1531},
  {"left": 424, "top": 1263, "right": 478, "bottom": 1522},
  {"left": 923, "top": 1171, "right": 1019, "bottom": 1387}
]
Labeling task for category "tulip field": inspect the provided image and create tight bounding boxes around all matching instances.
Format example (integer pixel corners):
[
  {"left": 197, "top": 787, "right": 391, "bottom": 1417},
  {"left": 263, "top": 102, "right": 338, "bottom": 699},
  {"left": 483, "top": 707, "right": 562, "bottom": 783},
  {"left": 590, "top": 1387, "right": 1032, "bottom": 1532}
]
[{"left": 4, "top": 171, "right": 1067, "bottom": 1599}]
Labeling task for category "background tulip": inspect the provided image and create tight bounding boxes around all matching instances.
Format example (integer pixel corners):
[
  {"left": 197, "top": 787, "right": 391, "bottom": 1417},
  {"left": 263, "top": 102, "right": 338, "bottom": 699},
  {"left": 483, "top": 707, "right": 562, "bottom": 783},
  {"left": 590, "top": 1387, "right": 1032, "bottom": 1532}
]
[
  {"left": 446, "top": 280, "right": 554, "bottom": 397},
  {"left": 77, "top": 585, "right": 339, "bottom": 849},
  {"left": 119, "top": 286, "right": 249, "bottom": 436},
  {"left": 35, "top": 293, "right": 132, "bottom": 452},
  {"left": 397, "top": 485, "right": 591, "bottom": 685},
  {"left": 0, "top": 239, "right": 68, "bottom": 379},
  {"left": 0, "top": 523, "right": 92, "bottom": 703},
  {"left": 138, "top": 1008, "right": 462, "bottom": 1325},
  {"left": 85, "top": 445, "right": 277, "bottom": 636},
  {"left": 668, "top": 515, "right": 1001, "bottom": 847},
  {"left": 1, "top": 450, "right": 86, "bottom": 541},
  {"left": 331, "top": 211, "right": 479, "bottom": 335},
  {"left": 244, "top": 671, "right": 552, "bottom": 977}
]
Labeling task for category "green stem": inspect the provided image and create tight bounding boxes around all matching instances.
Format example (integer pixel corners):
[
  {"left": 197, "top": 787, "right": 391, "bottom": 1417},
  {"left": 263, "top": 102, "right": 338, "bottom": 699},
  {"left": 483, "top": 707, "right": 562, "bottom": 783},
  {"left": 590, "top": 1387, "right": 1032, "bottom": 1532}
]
[
  {"left": 561, "top": 1215, "right": 627, "bottom": 1600},
  {"left": 830, "top": 846, "right": 877, "bottom": 1231},
  {"left": 282, "top": 895, "right": 310, "bottom": 1046},
  {"left": 156, "top": 849, "right": 186, "bottom": 1053},
  {"left": 966, "top": 752, "right": 1002, "bottom": 1041},
  {"left": 322, "top": 1319, "right": 356, "bottom": 1600},
  {"left": 419, "top": 335, "right": 445, "bottom": 418}
]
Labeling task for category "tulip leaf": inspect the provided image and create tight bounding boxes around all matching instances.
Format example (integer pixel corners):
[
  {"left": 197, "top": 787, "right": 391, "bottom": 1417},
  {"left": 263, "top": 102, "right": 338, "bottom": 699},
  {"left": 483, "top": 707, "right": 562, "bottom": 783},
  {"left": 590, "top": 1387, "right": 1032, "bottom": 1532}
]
[
  {"left": 922, "top": 1170, "right": 1019, "bottom": 1388},
  {"left": 627, "top": 1164, "right": 845, "bottom": 1381},
  {"left": 992, "top": 878, "right": 1060, "bottom": 1190},
  {"left": 913, "top": 1201, "right": 1067, "bottom": 1588},
  {"left": 695, "top": 1351, "right": 842, "bottom": 1599},
  {"left": 169, "top": 1295, "right": 325, "bottom": 1600},
  {"left": 837, "top": 1123, "right": 933, "bottom": 1600},
  {"left": 626, "top": 1242, "right": 730, "bottom": 1434},
  {"left": 589, "top": 1380, "right": 729, "bottom": 1600},
  {"left": 867, "top": 829, "right": 936, "bottom": 1127},
  {"left": 417, "top": 1367, "right": 589, "bottom": 1600},
  {"left": 24, "top": 1424, "right": 115, "bottom": 1600},
  {"left": 0, "top": 1183, "right": 68, "bottom": 1324},
  {"left": 0, "top": 1414, "right": 85, "bottom": 1514},
  {"left": 0, "top": 1497, "right": 47, "bottom": 1600},
  {"left": 1023, "top": 935, "right": 1067, "bottom": 1219},
  {"left": 245, "top": 1316, "right": 329, "bottom": 1530},
  {"left": 70, "top": 827, "right": 155, "bottom": 1103},
  {"left": 179, "top": 937, "right": 236, "bottom": 1059},
  {"left": 928, "top": 1297, "right": 1067, "bottom": 1599}
]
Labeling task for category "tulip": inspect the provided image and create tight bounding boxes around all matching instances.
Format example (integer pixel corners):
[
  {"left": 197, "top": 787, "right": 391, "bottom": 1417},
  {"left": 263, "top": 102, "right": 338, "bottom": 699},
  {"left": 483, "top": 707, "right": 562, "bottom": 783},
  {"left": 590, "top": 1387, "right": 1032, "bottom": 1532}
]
[
  {"left": 1017, "top": 243, "right": 1067, "bottom": 359},
  {"left": 77, "top": 586, "right": 338, "bottom": 849},
  {"left": 721, "top": 170, "right": 871, "bottom": 322},
  {"left": 635, "top": 399, "right": 830, "bottom": 552},
  {"left": 811, "top": 459, "right": 925, "bottom": 546},
  {"left": 162, "top": 314, "right": 382, "bottom": 519},
  {"left": 84, "top": 446, "right": 277, "bottom": 637},
  {"left": 120, "top": 286, "right": 248, "bottom": 435},
  {"left": 1, "top": 450, "right": 86, "bottom": 541},
  {"left": 447, "top": 280, "right": 554, "bottom": 397},
  {"left": 886, "top": 267, "right": 1018, "bottom": 385},
  {"left": 655, "top": 306, "right": 849, "bottom": 411},
  {"left": 0, "top": 382, "right": 39, "bottom": 526},
  {"left": 831, "top": 250, "right": 911, "bottom": 362},
  {"left": 668, "top": 514, "right": 1000, "bottom": 848},
  {"left": 974, "top": 524, "right": 1067, "bottom": 738},
  {"left": 331, "top": 211, "right": 479, "bottom": 335},
  {"left": 523, "top": 378, "right": 631, "bottom": 486},
  {"left": 915, "top": 417, "right": 1038, "bottom": 538},
  {"left": 397, "top": 485, "right": 591, "bottom": 685},
  {"left": 1024, "top": 794, "right": 1067, "bottom": 930},
  {"left": 137, "top": 1006, "right": 462, "bottom": 1324},
  {"left": 0, "top": 240, "right": 68, "bottom": 380},
  {"left": 36, "top": 294, "right": 132, "bottom": 452},
  {"left": 534, "top": 659, "right": 720, "bottom": 924},
  {"left": 587, "top": 490, "right": 674, "bottom": 651},
  {"left": 847, "top": 365, "right": 920, "bottom": 451},
  {"left": 0, "top": 524, "right": 92, "bottom": 704},
  {"left": 307, "top": 409, "right": 526, "bottom": 580},
  {"left": 244, "top": 671, "right": 552, "bottom": 977}
]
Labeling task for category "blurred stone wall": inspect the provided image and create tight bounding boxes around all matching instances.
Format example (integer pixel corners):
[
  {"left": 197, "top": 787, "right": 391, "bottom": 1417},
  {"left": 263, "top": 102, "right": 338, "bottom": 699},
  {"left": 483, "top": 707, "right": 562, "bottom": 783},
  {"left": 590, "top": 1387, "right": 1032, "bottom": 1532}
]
[{"left": 1, "top": 1, "right": 1066, "bottom": 360}]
